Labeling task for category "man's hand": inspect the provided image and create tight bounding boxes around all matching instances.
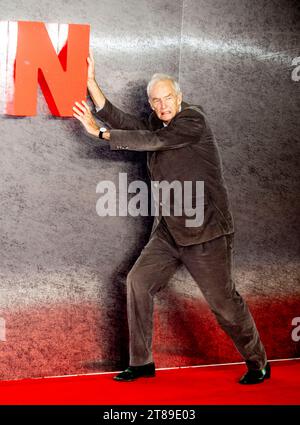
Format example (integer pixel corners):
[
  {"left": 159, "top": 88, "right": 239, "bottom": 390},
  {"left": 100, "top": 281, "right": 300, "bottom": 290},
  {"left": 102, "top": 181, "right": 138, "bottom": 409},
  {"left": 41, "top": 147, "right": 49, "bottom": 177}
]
[
  {"left": 87, "top": 50, "right": 96, "bottom": 82},
  {"left": 72, "top": 100, "right": 100, "bottom": 137},
  {"left": 86, "top": 50, "right": 106, "bottom": 110}
]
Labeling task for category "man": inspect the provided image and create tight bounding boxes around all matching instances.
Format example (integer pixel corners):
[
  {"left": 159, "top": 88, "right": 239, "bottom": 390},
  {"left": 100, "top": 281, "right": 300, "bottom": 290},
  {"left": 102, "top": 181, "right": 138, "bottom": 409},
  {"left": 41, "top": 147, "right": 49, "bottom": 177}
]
[{"left": 73, "top": 52, "right": 270, "bottom": 384}]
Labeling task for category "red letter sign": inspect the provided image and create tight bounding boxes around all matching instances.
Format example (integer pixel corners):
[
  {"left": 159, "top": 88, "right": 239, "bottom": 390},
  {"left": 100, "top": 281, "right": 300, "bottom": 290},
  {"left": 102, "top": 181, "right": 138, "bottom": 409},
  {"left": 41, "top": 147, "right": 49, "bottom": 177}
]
[{"left": 7, "top": 21, "right": 90, "bottom": 116}]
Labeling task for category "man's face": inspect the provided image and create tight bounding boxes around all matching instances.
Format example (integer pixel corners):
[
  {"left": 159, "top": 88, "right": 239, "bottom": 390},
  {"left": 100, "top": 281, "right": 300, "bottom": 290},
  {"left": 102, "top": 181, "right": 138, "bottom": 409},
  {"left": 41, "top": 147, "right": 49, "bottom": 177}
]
[{"left": 148, "top": 80, "right": 182, "bottom": 124}]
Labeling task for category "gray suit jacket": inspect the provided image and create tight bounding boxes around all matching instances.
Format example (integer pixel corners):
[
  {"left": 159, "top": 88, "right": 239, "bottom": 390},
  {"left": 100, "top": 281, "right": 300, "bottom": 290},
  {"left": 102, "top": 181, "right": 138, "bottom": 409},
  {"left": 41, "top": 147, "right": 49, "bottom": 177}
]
[{"left": 96, "top": 99, "right": 234, "bottom": 246}]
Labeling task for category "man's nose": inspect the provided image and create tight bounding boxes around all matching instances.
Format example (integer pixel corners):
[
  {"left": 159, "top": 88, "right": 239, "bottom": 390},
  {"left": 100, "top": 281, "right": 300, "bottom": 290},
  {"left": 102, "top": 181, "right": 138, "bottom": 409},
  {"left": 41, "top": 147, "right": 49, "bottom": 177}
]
[{"left": 160, "top": 100, "right": 167, "bottom": 109}]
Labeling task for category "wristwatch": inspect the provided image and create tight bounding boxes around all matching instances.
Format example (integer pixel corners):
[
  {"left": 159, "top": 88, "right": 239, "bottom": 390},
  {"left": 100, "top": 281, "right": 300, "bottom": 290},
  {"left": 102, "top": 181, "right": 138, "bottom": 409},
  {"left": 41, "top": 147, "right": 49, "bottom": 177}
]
[{"left": 98, "top": 127, "right": 107, "bottom": 139}]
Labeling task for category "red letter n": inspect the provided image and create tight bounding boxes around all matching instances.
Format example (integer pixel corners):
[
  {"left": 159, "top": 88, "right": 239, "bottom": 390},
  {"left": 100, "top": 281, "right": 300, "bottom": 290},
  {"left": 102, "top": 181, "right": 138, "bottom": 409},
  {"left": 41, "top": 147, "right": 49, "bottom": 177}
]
[{"left": 8, "top": 21, "right": 90, "bottom": 116}]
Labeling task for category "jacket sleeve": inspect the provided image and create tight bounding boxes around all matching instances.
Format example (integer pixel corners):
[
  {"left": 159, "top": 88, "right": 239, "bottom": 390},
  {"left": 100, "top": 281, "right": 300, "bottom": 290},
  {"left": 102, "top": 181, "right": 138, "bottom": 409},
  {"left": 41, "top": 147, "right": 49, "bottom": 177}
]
[
  {"left": 108, "top": 110, "right": 205, "bottom": 151},
  {"left": 95, "top": 99, "right": 149, "bottom": 130}
]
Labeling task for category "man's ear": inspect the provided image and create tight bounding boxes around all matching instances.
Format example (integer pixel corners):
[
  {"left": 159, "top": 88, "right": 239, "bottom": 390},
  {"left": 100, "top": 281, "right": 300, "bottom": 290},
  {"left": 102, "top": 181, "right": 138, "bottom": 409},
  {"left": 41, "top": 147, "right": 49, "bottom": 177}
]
[
  {"left": 148, "top": 99, "right": 154, "bottom": 110},
  {"left": 177, "top": 92, "right": 183, "bottom": 105}
]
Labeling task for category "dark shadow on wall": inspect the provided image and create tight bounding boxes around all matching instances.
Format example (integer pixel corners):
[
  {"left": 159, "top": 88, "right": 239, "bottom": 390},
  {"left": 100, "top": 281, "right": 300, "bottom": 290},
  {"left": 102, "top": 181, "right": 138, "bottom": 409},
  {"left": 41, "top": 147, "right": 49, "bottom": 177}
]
[{"left": 122, "top": 78, "right": 152, "bottom": 121}]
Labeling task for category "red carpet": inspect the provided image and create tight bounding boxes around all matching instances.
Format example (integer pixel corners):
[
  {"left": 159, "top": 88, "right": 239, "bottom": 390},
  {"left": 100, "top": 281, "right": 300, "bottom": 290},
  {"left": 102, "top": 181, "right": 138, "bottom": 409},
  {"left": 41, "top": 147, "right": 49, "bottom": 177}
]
[
  {"left": 2, "top": 296, "right": 299, "bottom": 381},
  {"left": 0, "top": 359, "right": 299, "bottom": 405}
]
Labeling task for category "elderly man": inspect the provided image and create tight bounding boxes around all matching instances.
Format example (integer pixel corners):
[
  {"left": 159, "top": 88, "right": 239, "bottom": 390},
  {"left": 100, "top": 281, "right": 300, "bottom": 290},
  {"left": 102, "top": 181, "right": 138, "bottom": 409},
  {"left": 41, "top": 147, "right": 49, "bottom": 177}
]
[{"left": 73, "top": 53, "right": 270, "bottom": 384}]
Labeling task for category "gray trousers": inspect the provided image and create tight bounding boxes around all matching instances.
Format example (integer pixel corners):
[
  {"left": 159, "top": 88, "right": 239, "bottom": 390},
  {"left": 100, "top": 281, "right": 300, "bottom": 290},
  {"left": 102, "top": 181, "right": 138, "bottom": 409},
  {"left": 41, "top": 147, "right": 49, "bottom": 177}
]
[{"left": 126, "top": 220, "right": 267, "bottom": 370}]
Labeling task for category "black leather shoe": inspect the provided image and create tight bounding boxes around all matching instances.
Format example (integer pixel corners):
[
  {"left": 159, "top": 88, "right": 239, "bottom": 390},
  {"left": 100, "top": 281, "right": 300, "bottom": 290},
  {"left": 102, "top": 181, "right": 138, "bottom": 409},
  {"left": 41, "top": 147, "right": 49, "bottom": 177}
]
[
  {"left": 239, "top": 362, "right": 271, "bottom": 384},
  {"left": 113, "top": 362, "right": 156, "bottom": 382}
]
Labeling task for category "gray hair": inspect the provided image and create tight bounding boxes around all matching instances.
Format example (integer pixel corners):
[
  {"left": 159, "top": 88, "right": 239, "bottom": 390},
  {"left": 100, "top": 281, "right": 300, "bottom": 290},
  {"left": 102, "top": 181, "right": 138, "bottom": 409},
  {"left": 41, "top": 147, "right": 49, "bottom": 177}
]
[{"left": 147, "top": 73, "right": 181, "bottom": 98}]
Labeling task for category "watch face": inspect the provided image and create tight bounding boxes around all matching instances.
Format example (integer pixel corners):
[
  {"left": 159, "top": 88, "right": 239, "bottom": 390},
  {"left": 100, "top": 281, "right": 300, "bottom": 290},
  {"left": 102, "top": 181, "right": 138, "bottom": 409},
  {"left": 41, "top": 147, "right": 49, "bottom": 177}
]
[{"left": 100, "top": 127, "right": 107, "bottom": 132}]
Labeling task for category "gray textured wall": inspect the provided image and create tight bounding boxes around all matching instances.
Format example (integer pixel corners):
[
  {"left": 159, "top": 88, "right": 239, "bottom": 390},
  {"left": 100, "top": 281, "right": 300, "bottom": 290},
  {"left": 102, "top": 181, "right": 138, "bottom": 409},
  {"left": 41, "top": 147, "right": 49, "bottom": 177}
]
[{"left": 0, "top": 0, "right": 299, "bottom": 380}]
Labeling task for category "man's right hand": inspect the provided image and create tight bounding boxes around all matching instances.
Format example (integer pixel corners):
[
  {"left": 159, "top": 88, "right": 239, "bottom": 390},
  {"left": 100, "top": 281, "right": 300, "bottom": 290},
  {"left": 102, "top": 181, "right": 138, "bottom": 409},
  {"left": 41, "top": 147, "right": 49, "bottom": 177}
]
[
  {"left": 86, "top": 50, "right": 106, "bottom": 110},
  {"left": 87, "top": 50, "right": 96, "bottom": 82}
]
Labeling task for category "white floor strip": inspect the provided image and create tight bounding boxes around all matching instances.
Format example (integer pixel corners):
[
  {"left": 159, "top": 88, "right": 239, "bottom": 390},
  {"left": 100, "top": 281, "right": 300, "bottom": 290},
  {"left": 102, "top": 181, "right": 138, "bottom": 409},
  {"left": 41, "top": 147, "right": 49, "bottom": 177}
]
[{"left": 37, "top": 357, "right": 300, "bottom": 380}]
